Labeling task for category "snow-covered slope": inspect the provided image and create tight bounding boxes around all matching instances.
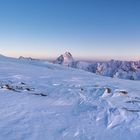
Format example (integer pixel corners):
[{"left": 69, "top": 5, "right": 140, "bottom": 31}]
[{"left": 0, "top": 56, "right": 140, "bottom": 140}]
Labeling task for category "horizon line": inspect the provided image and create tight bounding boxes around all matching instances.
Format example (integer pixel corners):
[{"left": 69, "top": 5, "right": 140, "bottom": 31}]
[{"left": 1, "top": 53, "right": 140, "bottom": 62}]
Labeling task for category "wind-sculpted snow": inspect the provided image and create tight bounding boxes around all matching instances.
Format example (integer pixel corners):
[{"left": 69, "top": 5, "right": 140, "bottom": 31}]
[{"left": 0, "top": 56, "right": 140, "bottom": 140}]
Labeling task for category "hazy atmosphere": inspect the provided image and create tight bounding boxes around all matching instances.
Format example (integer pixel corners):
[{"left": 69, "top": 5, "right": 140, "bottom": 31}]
[{"left": 0, "top": 0, "right": 140, "bottom": 60}]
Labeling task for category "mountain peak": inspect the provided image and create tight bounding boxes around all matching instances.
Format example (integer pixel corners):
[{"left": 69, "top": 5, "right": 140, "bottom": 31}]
[
  {"left": 63, "top": 52, "right": 73, "bottom": 59},
  {"left": 54, "top": 52, "right": 74, "bottom": 66},
  {"left": 64, "top": 52, "right": 72, "bottom": 57}
]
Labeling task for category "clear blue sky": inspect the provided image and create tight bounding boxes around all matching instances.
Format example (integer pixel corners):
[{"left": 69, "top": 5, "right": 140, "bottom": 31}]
[{"left": 0, "top": 0, "right": 140, "bottom": 60}]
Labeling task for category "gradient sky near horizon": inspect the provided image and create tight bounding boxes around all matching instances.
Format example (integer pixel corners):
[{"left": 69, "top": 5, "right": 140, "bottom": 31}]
[{"left": 0, "top": 0, "right": 140, "bottom": 60}]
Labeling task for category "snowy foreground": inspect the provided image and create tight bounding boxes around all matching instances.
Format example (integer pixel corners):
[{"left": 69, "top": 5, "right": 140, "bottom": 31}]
[{"left": 0, "top": 56, "right": 140, "bottom": 140}]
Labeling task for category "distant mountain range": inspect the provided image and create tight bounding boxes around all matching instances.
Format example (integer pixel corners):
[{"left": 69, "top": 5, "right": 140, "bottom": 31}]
[
  {"left": 1, "top": 52, "right": 140, "bottom": 80},
  {"left": 19, "top": 56, "right": 39, "bottom": 61},
  {"left": 54, "top": 52, "right": 140, "bottom": 80}
]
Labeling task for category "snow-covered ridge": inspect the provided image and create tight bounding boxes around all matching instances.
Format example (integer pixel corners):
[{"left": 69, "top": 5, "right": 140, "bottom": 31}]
[
  {"left": 55, "top": 52, "right": 140, "bottom": 80},
  {"left": 0, "top": 54, "right": 6, "bottom": 58},
  {"left": 19, "top": 56, "right": 38, "bottom": 61},
  {"left": 74, "top": 60, "right": 140, "bottom": 80}
]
